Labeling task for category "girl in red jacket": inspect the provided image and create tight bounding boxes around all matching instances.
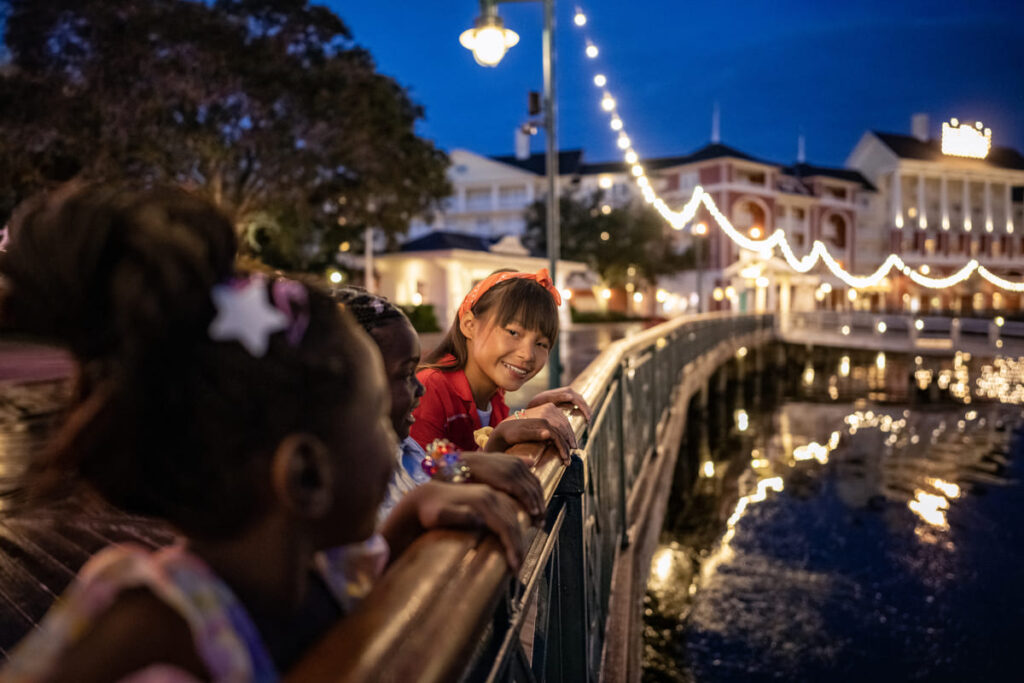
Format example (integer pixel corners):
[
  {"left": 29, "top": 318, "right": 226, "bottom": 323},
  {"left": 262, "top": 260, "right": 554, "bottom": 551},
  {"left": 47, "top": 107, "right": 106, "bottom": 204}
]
[{"left": 411, "top": 269, "right": 591, "bottom": 458}]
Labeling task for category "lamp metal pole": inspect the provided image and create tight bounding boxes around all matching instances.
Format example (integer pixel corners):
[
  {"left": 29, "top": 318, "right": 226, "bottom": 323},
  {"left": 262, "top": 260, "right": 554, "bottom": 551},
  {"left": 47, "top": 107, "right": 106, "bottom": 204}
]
[
  {"left": 470, "top": 0, "right": 560, "bottom": 387},
  {"left": 541, "top": 0, "right": 561, "bottom": 387}
]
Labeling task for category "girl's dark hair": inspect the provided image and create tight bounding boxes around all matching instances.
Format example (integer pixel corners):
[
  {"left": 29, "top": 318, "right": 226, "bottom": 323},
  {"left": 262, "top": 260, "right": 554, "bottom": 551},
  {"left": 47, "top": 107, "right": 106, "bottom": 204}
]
[
  {"left": 0, "top": 184, "right": 362, "bottom": 539},
  {"left": 421, "top": 272, "right": 559, "bottom": 371},
  {"left": 333, "top": 286, "right": 407, "bottom": 334}
]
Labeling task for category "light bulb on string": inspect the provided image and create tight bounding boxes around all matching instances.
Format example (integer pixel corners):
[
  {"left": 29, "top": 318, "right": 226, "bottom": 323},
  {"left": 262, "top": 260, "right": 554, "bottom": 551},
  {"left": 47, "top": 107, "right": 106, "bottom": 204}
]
[
  {"left": 574, "top": 8, "right": 587, "bottom": 26},
  {"left": 569, "top": 5, "right": 1024, "bottom": 294}
]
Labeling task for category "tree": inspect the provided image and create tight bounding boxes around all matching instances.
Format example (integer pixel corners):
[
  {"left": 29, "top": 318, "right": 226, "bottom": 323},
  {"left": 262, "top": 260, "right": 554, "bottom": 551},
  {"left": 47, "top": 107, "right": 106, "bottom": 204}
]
[
  {"left": 0, "top": 0, "right": 450, "bottom": 271},
  {"left": 523, "top": 190, "right": 695, "bottom": 287}
]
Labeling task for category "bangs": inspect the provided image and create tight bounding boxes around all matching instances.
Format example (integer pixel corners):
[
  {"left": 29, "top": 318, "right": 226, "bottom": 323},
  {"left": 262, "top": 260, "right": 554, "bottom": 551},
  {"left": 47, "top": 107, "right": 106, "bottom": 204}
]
[{"left": 484, "top": 278, "right": 560, "bottom": 343}]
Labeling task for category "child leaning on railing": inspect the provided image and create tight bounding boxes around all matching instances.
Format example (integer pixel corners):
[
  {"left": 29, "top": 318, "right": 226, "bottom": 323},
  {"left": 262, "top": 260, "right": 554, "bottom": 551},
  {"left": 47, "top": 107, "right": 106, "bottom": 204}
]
[{"left": 0, "top": 184, "right": 531, "bottom": 682}]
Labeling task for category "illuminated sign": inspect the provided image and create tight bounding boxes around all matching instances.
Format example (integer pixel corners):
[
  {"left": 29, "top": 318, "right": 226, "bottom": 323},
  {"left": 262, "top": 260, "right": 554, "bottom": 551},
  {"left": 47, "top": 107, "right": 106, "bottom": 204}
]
[{"left": 941, "top": 118, "right": 991, "bottom": 159}]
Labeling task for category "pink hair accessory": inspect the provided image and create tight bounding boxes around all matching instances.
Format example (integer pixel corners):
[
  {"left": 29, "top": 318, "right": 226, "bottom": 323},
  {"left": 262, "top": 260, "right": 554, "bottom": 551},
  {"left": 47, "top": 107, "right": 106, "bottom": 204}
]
[
  {"left": 457, "top": 268, "right": 562, "bottom": 319},
  {"left": 271, "top": 279, "right": 310, "bottom": 347}
]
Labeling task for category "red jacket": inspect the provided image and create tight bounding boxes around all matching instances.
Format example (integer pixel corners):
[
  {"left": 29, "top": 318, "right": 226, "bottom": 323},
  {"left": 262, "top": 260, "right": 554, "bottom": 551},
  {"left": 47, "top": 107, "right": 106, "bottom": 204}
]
[{"left": 411, "top": 358, "right": 509, "bottom": 452}]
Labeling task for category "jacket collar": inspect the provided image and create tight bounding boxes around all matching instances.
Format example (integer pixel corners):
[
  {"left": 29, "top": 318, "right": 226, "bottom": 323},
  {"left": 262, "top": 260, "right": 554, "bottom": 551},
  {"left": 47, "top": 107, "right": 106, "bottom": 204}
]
[{"left": 438, "top": 355, "right": 505, "bottom": 406}]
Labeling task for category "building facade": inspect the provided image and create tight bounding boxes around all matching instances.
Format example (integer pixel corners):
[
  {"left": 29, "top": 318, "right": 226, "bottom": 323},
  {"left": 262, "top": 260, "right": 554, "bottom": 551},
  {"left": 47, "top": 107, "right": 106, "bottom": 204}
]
[
  {"left": 847, "top": 116, "right": 1024, "bottom": 314},
  {"left": 400, "top": 114, "right": 1024, "bottom": 316}
]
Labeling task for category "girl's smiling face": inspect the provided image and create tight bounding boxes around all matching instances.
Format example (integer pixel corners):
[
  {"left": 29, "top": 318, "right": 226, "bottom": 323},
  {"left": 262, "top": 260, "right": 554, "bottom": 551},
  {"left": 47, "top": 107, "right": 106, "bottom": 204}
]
[
  {"left": 463, "top": 314, "right": 551, "bottom": 396},
  {"left": 370, "top": 317, "right": 424, "bottom": 441}
]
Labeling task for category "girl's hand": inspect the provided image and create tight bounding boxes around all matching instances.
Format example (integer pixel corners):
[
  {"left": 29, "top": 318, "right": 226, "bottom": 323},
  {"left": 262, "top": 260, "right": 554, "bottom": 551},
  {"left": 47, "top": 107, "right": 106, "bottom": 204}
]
[
  {"left": 486, "top": 417, "right": 572, "bottom": 466},
  {"left": 412, "top": 481, "right": 526, "bottom": 571},
  {"left": 527, "top": 386, "right": 592, "bottom": 422},
  {"left": 461, "top": 451, "right": 545, "bottom": 523},
  {"left": 516, "top": 403, "right": 578, "bottom": 453}
]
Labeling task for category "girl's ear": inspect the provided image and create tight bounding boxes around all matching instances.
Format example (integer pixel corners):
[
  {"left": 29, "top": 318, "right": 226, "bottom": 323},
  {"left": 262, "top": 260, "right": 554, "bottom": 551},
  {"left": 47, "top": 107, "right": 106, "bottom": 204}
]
[
  {"left": 271, "top": 434, "right": 334, "bottom": 519},
  {"left": 459, "top": 312, "right": 476, "bottom": 341}
]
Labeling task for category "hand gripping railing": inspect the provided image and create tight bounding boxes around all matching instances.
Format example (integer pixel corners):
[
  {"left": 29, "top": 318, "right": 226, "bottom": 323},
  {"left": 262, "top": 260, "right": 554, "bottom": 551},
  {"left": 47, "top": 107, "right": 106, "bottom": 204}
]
[{"left": 286, "top": 313, "right": 774, "bottom": 683}]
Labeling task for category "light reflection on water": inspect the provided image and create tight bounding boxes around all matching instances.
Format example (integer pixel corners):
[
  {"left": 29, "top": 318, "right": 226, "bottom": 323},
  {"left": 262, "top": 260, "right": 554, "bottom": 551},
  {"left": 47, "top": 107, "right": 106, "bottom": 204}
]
[{"left": 643, "top": 347, "right": 1024, "bottom": 682}]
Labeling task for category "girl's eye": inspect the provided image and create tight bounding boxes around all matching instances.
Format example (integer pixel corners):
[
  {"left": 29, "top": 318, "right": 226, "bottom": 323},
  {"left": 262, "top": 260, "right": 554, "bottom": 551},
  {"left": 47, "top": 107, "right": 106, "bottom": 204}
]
[{"left": 505, "top": 327, "right": 519, "bottom": 337}]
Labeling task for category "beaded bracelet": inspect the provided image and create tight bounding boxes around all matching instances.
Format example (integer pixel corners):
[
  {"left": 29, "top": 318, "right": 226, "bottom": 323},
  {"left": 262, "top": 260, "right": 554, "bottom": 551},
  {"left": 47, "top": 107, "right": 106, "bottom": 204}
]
[{"left": 422, "top": 438, "right": 472, "bottom": 483}]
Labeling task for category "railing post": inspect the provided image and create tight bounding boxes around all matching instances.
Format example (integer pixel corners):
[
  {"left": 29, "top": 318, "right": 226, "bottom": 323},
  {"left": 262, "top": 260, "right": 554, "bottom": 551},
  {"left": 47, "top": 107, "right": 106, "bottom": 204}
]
[
  {"left": 615, "top": 369, "right": 629, "bottom": 549},
  {"left": 544, "top": 453, "right": 588, "bottom": 683}
]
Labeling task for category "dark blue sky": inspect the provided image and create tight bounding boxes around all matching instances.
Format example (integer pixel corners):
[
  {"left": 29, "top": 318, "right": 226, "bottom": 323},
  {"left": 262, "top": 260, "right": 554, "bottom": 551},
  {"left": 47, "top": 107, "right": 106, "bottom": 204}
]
[{"left": 330, "top": 0, "right": 1024, "bottom": 168}]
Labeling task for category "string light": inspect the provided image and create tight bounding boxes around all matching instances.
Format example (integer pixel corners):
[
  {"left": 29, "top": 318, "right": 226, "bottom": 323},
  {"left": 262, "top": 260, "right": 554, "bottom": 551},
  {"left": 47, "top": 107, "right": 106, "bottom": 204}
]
[{"left": 570, "top": 6, "right": 1024, "bottom": 294}]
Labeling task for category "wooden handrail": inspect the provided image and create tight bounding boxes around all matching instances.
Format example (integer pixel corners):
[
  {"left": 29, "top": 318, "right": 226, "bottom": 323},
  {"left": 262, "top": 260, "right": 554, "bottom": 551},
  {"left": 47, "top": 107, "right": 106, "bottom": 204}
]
[
  {"left": 287, "top": 439, "right": 563, "bottom": 683},
  {"left": 286, "top": 311, "right": 752, "bottom": 682}
]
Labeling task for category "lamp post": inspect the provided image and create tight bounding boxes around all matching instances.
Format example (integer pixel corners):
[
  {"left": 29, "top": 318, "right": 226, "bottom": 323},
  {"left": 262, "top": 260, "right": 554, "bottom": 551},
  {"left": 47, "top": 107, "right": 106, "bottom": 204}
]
[{"left": 461, "top": 0, "right": 561, "bottom": 387}]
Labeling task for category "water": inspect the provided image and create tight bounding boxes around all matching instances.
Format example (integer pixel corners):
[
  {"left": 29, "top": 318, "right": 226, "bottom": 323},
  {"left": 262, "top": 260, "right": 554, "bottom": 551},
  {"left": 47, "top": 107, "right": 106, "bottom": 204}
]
[{"left": 644, "top": 346, "right": 1024, "bottom": 682}]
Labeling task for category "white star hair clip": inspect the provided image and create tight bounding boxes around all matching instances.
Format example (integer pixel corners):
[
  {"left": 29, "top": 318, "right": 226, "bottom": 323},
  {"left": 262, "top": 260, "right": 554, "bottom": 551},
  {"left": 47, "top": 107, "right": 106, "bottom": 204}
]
[{"left": 209, "top": 274, "right": 288, "bottom": 357}]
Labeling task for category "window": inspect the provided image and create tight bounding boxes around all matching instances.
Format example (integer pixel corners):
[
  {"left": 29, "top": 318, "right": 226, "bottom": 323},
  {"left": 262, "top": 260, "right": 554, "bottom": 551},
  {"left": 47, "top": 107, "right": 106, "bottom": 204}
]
[
  {"left": 824, "top": 214, "right": 847, "bottom": 249},
  {"left": 737, "top": 169, "right": 766, "bottom": 186},
  {"left": 498, "top": 185, "right": 527, "bottom": 209},
  {"left": 465, "top": 188, "right": 491, "bottom": 210}
]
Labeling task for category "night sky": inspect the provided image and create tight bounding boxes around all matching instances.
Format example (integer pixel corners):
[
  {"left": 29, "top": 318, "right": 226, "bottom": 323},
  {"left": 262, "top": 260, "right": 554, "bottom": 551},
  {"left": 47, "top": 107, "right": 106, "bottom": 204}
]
[{"left": 331, "top": 0, "right": 1024, "bottom": 169}]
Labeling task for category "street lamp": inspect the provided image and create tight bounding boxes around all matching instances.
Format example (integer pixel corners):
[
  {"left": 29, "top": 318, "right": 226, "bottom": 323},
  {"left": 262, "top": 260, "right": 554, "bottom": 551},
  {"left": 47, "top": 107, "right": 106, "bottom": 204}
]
[
  {"left": 458, "top": 7, "right": 519, "bottom": 67},
  {"left": 461, "top": 0, "right": 561, "bottom": 387}
]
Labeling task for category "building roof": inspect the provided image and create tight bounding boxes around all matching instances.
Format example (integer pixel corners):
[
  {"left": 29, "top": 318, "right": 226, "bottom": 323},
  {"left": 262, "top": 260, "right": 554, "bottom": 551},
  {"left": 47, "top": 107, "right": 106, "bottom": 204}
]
[
  {"left": 489, "top": 149, "right": 584, "bottom": 175},
  {"left": 578, "top": 142, "right": 772, "bottom": 176},
  {"left": 872, "top": 131, "right": 1024, "bottom": 171},
  {"left": 400, "top": 231, "right": 496, "bottom": 253},
  {"left": 782, "top": 163, "right": 877, "bottom": 191},
  {"left": 578, "top": 160, "right": 628, "bottom": 175}
]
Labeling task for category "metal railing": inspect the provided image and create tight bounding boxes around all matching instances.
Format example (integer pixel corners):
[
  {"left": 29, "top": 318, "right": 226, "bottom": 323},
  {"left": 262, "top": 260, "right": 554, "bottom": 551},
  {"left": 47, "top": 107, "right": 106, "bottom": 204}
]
[{"left": 287, "top": 313, "right": 773, "bottom": 683}]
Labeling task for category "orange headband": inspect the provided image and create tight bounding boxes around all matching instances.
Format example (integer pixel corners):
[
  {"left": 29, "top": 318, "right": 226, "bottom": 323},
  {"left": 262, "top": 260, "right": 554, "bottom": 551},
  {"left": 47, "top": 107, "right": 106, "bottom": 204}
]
[{"left": 458, "top": 268, "right": 562, "bottom": 319}]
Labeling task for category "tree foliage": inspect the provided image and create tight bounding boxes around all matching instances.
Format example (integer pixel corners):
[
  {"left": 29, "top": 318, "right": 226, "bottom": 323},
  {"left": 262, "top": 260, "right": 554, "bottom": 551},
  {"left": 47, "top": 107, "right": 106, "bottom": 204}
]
[
  {"left": 0, "top": 0, "right": 450, "bottom": 271},
  {"left": 523, "top": 190, "right": 696, "bottom": 287}
]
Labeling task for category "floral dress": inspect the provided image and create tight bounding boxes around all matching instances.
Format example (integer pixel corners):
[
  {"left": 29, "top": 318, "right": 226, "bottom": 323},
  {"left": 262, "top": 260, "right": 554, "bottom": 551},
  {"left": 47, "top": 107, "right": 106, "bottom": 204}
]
[{"left": 1, "top": 536, "right": 389, "bottom": 682}]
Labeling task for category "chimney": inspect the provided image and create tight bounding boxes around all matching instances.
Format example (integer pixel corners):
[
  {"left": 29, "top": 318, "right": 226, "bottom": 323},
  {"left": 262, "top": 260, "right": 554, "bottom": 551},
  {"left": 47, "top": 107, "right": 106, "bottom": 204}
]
[
  {"left": 797, "top": 132, "right": 806, "bottom": 163},
  {"left": 711, "top": 101, "right": 720, "bottom": 143},
  {"left": 911, "top": 113, "right": 929, "bottom": 142}
]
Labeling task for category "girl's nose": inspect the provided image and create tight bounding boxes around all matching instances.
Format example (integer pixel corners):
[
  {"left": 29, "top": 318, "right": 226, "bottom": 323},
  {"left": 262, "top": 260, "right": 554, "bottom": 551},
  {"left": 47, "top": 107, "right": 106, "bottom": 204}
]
[{"left": 516, "top": 340, "right": 536, "bottom": 363}]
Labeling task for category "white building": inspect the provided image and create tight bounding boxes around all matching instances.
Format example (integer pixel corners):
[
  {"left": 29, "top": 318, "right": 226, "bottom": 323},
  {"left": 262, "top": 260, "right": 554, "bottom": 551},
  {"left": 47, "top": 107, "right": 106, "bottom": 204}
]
[
  {"left": 847, "top": 114, "right": 1024, "bottom": 313},
  {"left": 374, "top": 230, "right": 588, "bottom": 329},
  {"left": 408, "top": 149, "right": 586, "bottom": 240}
]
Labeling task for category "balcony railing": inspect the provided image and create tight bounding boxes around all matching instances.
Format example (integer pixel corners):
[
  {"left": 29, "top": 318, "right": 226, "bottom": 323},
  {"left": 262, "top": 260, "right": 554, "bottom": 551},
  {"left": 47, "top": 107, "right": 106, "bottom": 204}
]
[{"left": 286, "top": 313, "right": 774, "bottom": 683}]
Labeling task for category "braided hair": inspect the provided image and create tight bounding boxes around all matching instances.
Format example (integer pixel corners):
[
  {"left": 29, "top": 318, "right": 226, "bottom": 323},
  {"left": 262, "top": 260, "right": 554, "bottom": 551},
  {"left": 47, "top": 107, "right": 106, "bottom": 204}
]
[
  {"left": 0, "top": 184, "right": 364, "bottom": 539},
  {"left": 333, "top": 286, "right": 406, "bottom": 334}
]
